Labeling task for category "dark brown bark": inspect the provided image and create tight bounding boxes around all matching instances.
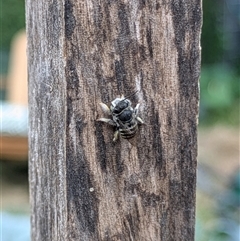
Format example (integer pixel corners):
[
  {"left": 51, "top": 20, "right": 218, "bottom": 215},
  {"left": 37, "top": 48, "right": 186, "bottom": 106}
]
[{"left": 26, "top": 0, "right": 202, "bottom": 240}]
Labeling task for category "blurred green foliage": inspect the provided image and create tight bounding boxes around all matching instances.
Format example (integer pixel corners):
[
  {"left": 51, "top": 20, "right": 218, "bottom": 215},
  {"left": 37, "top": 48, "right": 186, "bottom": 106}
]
[
  {"left": 0, "top": 0, "right": 25, "bottom": 51},
  {"left": 201, "top": 0, "right": 223, "bottom": 64},
  {"left": 200, "top": 0, "right": 240, "bottom": 126},
  {"left": 200, "top": 65, "right": 239, "bottom": 126}
]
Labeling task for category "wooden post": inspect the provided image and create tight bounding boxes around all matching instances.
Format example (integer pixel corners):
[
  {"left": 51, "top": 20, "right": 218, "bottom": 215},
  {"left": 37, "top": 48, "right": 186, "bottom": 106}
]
[{"left": 26, "top": 1, "right": 202, "bottom": 240}]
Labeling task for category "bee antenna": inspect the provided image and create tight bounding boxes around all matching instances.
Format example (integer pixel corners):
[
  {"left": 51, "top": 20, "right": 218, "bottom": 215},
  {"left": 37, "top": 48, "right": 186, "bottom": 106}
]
[{"left": 124, "top": 90, "right": 138, "bottom": 100}]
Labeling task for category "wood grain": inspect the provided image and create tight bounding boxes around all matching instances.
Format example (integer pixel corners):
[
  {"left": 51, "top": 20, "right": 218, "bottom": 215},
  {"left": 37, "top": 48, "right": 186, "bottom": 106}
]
[{"left": 26, "top": 0, "right": 202, "bottom": 240}]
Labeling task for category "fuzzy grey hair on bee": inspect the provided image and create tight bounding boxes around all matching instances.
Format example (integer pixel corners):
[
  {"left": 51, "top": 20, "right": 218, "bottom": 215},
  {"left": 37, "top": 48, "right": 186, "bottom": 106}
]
[{"left": 97, "top": 92, "right": 144, "bottom": 142}]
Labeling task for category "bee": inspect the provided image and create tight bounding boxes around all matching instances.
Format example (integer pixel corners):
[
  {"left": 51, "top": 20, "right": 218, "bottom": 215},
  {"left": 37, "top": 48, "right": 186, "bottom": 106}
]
[{"left": 97, "top": 92, "right": 144, "bottom": 142}]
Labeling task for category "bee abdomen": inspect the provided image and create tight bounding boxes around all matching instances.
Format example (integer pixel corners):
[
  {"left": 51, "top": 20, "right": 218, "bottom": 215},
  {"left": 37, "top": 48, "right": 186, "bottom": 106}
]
[{"left": 119, "top": 124, "right": 138, "bottom": 139}]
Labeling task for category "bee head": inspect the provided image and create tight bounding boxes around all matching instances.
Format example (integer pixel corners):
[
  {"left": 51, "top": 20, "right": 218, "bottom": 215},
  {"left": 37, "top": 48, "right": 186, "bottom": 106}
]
[
  {"left": 110, "top": 91, "right": 138, "bottom": 114},
  {"left": 111, "top": 98, "right": 130, "bottom": 114}
]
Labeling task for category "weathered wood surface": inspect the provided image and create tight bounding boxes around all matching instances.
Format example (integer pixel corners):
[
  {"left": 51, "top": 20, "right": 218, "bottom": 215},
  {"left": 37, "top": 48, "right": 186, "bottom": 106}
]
[{"left": 26, "top": 0, "right": 202, "bottom": 240}]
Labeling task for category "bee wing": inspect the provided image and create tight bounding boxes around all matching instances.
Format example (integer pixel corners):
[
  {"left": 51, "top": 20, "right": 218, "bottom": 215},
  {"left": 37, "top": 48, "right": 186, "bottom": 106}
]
[
  {"left": 125, "top": 136, "right": 138, "bottom": 146},
  {"left": 99, "top": 102, "right": 111, "bottom": 115}
]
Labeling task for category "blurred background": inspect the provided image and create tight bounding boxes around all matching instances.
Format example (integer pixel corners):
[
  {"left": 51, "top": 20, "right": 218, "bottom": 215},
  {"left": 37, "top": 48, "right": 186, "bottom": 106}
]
[{"left": 0, "top": 1, "right": 239, "bottom": 240}]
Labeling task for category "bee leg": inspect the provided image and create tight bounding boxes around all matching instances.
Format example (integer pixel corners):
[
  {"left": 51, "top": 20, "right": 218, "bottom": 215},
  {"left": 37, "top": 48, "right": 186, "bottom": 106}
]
[
  {"left": 99, "top": 102, "right": 111, "bottom": 115},
  {"left": 134, "top": 103, "right": 140, "bottom": 115},
  {"left": 137, "top": 117, "right": 144, "bottom": 124},
  {"left": 133, "top": 104, "right": 144, "bottom": 124},
  {"left": 97, "top": 118, "right": 116, "bottom": 126},
  {"left": 113, "top": 130, "right": 119, "bottom": 142}
]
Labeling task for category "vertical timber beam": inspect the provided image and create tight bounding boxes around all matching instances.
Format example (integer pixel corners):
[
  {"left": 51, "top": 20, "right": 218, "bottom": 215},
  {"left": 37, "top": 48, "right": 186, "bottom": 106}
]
[
  {"left": 27, "top": 0, "right": 202, "bottom": 240},
  {"left": 26, "top": 1, "right": 67, "bottom": 240}
]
